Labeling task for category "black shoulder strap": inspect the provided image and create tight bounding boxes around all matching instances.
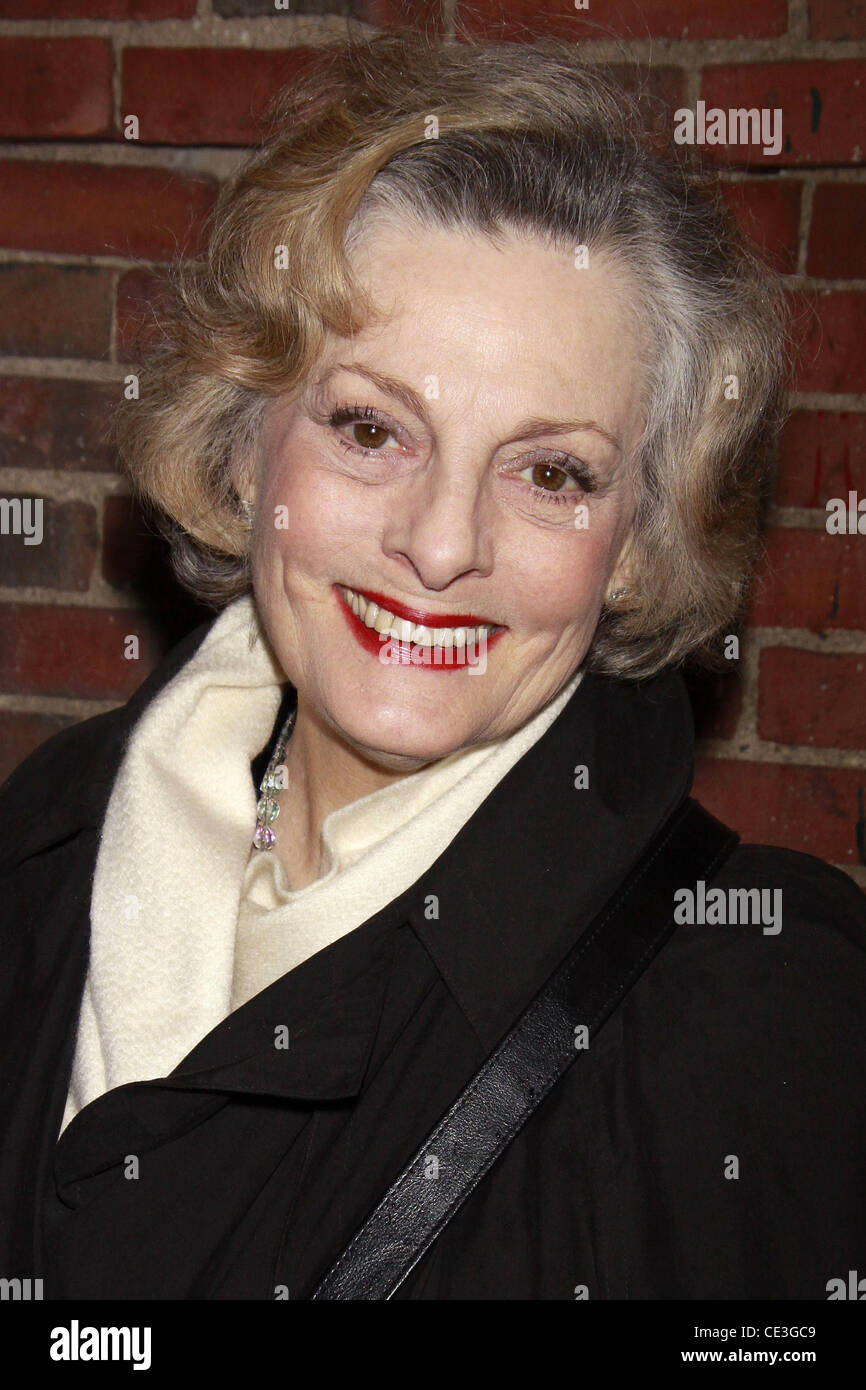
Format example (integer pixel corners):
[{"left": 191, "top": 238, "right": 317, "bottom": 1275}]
[{"left": 311, "top": 797, "right": 738, "bottom": 1300}]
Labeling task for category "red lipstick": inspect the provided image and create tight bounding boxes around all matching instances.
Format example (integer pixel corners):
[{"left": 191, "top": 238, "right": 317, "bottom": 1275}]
[
  {"left": 354, "top": 588, "right": 494, "bottom": 628},
  {"left": 334, "top": 585, "right": 504, "bottom": 670}
]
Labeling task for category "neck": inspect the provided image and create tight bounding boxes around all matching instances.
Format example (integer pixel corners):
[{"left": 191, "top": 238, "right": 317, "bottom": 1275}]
[{"left": 274, "top": 699, "right": 430, "bottom": 890}]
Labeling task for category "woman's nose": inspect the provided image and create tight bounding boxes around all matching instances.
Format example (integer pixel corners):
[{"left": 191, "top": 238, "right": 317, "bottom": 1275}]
[{"left": 382, "top": 459, "right": 493, "bottom": 592}]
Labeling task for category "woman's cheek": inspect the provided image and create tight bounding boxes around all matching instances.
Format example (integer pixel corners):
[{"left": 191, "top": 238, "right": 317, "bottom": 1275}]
[
  {"left": 508, "top": 527, "right": 612, "bottom": 635},
  {"left": 272, "top": 460, "right": 376, "bottom": 563}
]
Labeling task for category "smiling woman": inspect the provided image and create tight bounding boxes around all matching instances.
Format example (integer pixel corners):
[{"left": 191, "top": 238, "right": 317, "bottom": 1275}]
[
  {"left": 1, "top": 29, "right": 865, "bottom": 1305},
  {"left": 245, "top": 228, "right": 643, "bottom": 790}
]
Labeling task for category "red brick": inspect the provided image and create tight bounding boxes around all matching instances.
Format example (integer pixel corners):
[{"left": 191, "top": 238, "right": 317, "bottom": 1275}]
[
  {"left": 0, "top": 377, "right": 120, "bottom": 472},
  {"left": 793, "top": 291, "right": 866, "bottom": 394},
  {"left": 0, "top": 0, "right": 196, "bottom": 14},
  {"left": 693, "top": 756, "right": 866, "bottom": 865},
  {"left": 750, "top": 529, "right": 866, "bottom": 631},
  {"left": 758, "top": 648, "right": 866, "bottom": 749},
  {"left": 0, "top": 496, "right": 97, "bottom": 591},
  {"left": 122, "top": 46, "right": 323, "bottom": 146},
  {"left": 0, "top": 710, "right": 80, "bottom": 789},
  {"left": 0, "top": 38, "right": 113, "bottom": 140},
  {"left": 700, "top": 63, "right": 866, "bottom": 166},
  {"left": 455, "top": 0, "right": 786, "bottom": 40},
  {"left": 0, "top": 265, "right": 113, "bottom": 359},
  {"left": 0, "top": 163, "right": 216, "bottom": 260},
  {"left": 721, "top": 177, "right": 802, "bottom": 274},
  {"left": 116, "top": 267, "right": 170, "bottom": 360},
  {"left": 808, "top": 0, "right": 866, "bottom": 40},
  {"left": 807, "top": 182, "right": 866, "bottom": 278},
  {"left": 776, "top": 410, "right": 866, "bottom": 509},
  {"left": 0, "top": 603, "right": 167, "bottom": 700}
]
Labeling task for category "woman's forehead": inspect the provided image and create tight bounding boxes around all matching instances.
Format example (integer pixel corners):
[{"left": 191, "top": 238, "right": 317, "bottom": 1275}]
[{"left": 307, "top": 223, "right": 647, "bottom": 447}]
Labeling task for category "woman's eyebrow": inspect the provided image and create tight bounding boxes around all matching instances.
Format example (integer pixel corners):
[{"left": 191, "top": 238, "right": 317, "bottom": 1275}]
[
  {"left": 322, "top": 362, "right": 622, "bottom": 454},
  {"left": 506, "top": 416, "right": 623, "bottom": 454},
  {"left": 325, "top": 363, "right": 430, "bottom": 421}
]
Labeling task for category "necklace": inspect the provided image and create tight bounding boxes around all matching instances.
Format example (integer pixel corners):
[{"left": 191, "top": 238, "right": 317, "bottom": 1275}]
[{"left": 252, "top": 706, "right": 297, "bottom": 851}]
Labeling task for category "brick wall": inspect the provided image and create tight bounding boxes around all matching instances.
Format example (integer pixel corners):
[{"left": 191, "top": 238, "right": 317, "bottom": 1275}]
[{"left": 0, "top": 0, "right": 864, "bottom": 885}]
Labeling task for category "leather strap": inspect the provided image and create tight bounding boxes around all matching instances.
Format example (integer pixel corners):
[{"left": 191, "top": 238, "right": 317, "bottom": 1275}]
[{"left": 311, "top": 797, "right": 738, "bottom": 1299}]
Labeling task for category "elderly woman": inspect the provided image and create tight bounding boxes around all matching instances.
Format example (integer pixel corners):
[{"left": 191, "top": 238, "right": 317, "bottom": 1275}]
[{"left": 1, "top": 31, "right": 864, "bottom": 1303}]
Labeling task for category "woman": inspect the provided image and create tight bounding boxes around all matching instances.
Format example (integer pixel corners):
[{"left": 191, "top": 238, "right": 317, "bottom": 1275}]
[{"left": 1, "top": 31, "right": 864, "bottom": 1301}]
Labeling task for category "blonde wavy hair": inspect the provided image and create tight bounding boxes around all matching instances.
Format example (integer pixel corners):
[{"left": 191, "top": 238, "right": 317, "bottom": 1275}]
[{"left": 118, "top": 28, "right": 790, "bottom": 678}]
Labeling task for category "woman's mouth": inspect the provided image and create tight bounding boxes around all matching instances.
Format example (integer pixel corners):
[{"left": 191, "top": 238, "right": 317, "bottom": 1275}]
[{"left": 334, "top": 585, "right": 504, "bottom": 667}]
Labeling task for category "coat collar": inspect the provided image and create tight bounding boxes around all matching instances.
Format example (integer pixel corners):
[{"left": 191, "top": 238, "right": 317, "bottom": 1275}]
[{"left": 405, "top": 665, "right": 695, "bottom": 1051}]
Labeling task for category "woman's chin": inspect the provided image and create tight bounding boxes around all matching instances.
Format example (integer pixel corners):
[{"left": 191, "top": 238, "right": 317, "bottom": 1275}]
[{"left": 325, "top": 705, "right": 482, "bottom": 770}]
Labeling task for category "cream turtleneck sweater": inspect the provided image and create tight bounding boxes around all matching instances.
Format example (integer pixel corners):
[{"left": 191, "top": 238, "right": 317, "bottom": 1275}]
[{"left": 60, "top": 595, "right": 581, "bottom": 1136}]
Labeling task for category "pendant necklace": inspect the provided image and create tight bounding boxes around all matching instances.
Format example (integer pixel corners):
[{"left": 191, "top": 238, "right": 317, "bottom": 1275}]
[{"left": 252, "top": 706, "right": 297, "bottom": 851}]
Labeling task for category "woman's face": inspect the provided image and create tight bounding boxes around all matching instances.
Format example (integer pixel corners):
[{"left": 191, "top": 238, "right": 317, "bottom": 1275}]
[{"left": 248, "top": 220, "right": 646, "bottom": 767}]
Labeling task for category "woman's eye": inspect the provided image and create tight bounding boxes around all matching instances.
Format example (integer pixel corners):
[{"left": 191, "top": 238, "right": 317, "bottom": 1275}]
[
  {"left": 520, "top": 461, "right": 580, "bottom": 493},
  {"left": 347, "top": 421, "right": 393, "bottom": 450},
  {"left": 328, "top": 406, "right": 403, "bottom": 453}
]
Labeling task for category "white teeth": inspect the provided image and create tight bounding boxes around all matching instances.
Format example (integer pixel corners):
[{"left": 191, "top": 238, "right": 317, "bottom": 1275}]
[
  {"left": 343, "top": 587, "right": 493, "bottom": 648},
  {"left": 392, "top": 617, "right": 414, "bottom": 643}
]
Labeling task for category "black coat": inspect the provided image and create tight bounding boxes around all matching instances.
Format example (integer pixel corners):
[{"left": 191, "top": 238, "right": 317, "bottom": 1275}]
[{"left": 1, "top": 616, "right": 865, "bottom": 1300}]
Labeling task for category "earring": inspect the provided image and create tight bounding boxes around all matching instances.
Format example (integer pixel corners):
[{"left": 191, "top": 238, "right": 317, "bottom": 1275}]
[
  {"left": 239, "top": 498, "right": 255, "bottom": 526},
  {"left": 608, "top": 587, "right": 628, "bottom": 602}
]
